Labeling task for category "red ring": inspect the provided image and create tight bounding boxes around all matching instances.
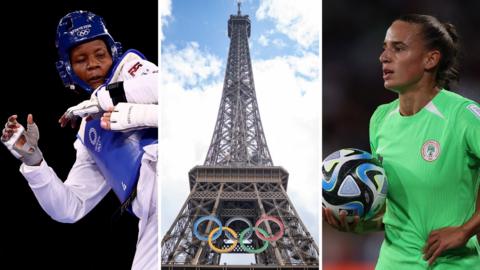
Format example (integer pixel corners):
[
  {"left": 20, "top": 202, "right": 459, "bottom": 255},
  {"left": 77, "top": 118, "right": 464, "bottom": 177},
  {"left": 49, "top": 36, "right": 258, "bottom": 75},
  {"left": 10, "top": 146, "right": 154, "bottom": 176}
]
[{"left": 254, "top": 215, "right": 284, "bottom": 241}]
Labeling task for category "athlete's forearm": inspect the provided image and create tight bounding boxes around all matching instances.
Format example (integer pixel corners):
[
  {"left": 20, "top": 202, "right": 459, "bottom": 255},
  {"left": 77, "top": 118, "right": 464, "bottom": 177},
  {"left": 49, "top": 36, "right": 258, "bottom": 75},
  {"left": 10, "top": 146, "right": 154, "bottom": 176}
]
[
  {"left": 462, "top": 188, "right": 480, "bottom": 240},
  {"left": 21, "top": 140, "right": 110, "bottom": 223},
  {"left": 461, "top": 211, "right": 480, "bottom": 241},
  {"left": 97, "top": 73, "right": 158, "bottom": 110},
  {"left": 474, "top": 188, "right": 480, "bottom": 242},
  {"left": 475, "top": 188, "right": 480, "bottom": 241}
]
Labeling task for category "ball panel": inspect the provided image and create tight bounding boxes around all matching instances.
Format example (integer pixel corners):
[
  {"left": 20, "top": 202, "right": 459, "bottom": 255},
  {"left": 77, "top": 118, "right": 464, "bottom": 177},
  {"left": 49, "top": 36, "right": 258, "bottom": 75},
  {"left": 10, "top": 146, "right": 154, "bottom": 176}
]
[
  {"left": 337, "top": 175, "right": 361, "bottom": 197},
  {"left": 322, "top": 148, "right": 388, "bottom": 221}
]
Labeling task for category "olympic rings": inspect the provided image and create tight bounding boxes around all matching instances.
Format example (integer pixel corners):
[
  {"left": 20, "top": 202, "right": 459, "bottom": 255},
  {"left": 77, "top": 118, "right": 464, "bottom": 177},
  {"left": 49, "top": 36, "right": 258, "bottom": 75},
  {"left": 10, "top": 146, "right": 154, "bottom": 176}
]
[
  {"left": 239, "top": 227, "right": 269, "bottom": 254},
  {"left": 255, "top": 215, "right": 284, "bottom": 242},
  {"left": 225, "top": 216, "right": 253, "bottom": 240},
  {"left": 193, "top": 216, "right": 223, "bottom": 241},
  {"left": 208, "top": 227, "right": 238, "bottom": 253},
  {"left": 193, "top": 215, "right": 284, "bottom": 254}
]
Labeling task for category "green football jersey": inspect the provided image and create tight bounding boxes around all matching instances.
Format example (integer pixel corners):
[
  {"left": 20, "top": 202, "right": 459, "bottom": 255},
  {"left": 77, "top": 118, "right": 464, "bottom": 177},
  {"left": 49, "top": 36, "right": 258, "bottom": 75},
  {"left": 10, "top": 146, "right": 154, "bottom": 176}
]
[{"left": 369, "top": 89, "right": 480, "bottom": 269}]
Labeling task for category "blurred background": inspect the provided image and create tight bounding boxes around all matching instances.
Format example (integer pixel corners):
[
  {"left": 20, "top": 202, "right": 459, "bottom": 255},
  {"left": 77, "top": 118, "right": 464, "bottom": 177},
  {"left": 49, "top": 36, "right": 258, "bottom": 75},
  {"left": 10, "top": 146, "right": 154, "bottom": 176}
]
[
  {"left": 0, "top": 0, "right": 157, "bottom": 269},
  {"left": 323, "top": 0, "right": 480, "bottom": 269}
]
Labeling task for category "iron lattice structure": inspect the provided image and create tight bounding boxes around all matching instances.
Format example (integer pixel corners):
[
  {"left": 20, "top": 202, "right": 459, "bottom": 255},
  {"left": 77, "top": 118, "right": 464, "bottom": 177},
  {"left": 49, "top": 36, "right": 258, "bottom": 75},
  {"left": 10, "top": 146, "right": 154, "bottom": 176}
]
[
  {"left": 162, "top": 4, "right": 319, "bottom": 269},
  {"left": 204, "top": 5, "right": 271, "bottom": 167}
]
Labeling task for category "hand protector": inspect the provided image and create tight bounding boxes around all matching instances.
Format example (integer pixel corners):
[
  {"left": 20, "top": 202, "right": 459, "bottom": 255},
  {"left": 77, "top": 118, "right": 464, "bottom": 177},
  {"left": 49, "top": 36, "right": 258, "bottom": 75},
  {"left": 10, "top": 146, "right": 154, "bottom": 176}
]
[
  {"left": 1, "top": 115, "right": 43, "bottom": 166},
  {"left": 64, "top": 95, "right": 102, "bottom": 120},
  {"left": 102, "top": 103, "right": 157, "bottom": 131}
]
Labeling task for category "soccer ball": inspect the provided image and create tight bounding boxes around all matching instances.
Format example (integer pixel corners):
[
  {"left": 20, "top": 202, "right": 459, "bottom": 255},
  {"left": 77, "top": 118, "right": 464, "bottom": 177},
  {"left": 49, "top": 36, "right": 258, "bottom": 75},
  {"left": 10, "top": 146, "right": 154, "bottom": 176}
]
[{"left": 322, "top": 148, "right": 388, "bottom": 222}]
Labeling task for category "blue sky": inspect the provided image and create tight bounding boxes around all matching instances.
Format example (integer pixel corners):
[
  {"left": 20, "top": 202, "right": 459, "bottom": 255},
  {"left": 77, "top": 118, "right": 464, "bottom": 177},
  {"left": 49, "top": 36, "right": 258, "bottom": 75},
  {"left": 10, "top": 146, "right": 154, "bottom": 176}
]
[
  {"left": 160, "top": 0, "right": 320, "bottom": 265},
  {"left": 163, "top": 0, "right": 313, "bottom": 63}
]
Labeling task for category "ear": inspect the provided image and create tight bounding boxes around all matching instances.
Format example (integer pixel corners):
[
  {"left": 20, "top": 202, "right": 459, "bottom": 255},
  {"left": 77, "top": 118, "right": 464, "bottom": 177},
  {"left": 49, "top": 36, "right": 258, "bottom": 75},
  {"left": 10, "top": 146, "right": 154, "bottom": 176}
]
[{"left": 424, "top": 50, "right": 441, "bottom": 70}]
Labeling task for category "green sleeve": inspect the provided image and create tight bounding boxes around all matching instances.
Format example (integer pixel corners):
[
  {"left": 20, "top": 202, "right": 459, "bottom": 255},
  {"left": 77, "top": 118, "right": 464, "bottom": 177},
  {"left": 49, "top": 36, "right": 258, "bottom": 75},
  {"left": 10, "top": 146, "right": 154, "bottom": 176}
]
[
  {"left": 369, "top": 108, "right": 380, "bottom": 156},
  {"left": 459, "top": 101, "right": 480, "bottom": 256},
  {"left": 459, "top": 101, "right": 480, "bottom": 159},
  {"left": 369, "top": 104, "right": 390, "bottom": 158}
]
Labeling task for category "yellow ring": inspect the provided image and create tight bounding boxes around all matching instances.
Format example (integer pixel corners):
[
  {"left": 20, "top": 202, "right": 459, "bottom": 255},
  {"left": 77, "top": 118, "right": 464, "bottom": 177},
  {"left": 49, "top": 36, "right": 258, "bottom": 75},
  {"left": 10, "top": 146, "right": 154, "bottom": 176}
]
[{"left": 207, "top": 226, "right": 238, "bottom": 253}]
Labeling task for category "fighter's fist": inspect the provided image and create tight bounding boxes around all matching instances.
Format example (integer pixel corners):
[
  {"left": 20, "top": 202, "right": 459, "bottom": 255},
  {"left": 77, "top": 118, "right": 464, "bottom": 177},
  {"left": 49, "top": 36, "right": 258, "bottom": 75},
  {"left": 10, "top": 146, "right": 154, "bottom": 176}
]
[
  {"left": 1, "top": 115, "right": 21, "bottom": 143},
  {"left": 59, "top": 95, "right": 101, "bottom": 128},
  {"left": 1, "top": 114, "right": 43, "bottom": 166},
  {"left": 100, "top": 103, "right": 157, "bottom": 131}
]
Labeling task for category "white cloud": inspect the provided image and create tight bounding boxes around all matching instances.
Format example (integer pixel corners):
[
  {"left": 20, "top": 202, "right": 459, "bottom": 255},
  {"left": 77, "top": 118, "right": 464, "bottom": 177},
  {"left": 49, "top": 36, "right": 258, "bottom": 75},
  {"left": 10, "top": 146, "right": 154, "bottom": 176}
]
[
  {"left": 161, "top": 44, "right": 223, "bottom": 235},
  {"left": 160, "top": 46, "right": 320, "bottom": 241},
  {"left": 162, "top": 42, "right": 222, "bottom": 88},
  {"left": 259, "top": 35, "right": 286, "bottom": 48},
  {"left": 160, "top": 0, "right": 172, "bottom": 41},
  {"left": 253, "top": 55, "right": 320, "bottom": 237},
  {"left": 283, "top": 52, "right": 319, "bottom": 80},
  {"left": 271, "top": 38, "right": 286, "bottom": 48},
  {"left": 258, "top": 34, "right": 269, "bottom": 46},
  {"left": 256, "top": 0, "right": 320, "bottom": 49}
]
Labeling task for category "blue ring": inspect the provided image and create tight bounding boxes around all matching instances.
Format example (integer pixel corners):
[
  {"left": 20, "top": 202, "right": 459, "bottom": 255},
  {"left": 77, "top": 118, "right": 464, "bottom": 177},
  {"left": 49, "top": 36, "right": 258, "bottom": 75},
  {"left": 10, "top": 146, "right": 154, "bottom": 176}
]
[{"left": 193, "top": 216, "right": 223, "bottom": 241}]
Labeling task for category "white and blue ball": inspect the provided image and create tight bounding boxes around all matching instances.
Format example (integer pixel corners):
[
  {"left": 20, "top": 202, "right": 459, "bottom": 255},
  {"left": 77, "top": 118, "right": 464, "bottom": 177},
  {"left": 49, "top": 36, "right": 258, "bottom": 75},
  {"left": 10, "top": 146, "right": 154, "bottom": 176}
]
[{"left": 322, "top": 148, "right": 388, "bottom": 222}]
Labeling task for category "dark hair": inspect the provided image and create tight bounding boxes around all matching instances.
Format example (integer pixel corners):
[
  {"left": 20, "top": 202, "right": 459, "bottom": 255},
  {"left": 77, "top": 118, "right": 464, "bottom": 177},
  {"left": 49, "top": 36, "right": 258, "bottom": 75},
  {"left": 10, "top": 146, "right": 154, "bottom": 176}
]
[{"left": 396, "top": 14, "right": 460, "bottom": 89}]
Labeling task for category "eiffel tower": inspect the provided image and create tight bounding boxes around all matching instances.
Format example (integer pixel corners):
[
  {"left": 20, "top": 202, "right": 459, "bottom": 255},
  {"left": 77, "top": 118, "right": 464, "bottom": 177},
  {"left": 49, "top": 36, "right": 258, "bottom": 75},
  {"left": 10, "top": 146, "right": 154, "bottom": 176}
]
[{"left": 161, "top": 3, "right": 319, "bottom": 269}]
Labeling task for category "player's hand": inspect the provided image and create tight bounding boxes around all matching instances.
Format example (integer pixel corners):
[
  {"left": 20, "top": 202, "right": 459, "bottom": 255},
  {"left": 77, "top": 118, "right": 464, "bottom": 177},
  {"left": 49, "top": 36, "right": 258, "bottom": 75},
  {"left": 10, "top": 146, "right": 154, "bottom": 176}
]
[
  {"left": 59, "top": 96, "right": 101, "bottom": 128},
  {"left": 100, "top": 109, "right": 113, "bottom": 130},
  {"left": 1, "top": 114, "right": 43, "bottom": 166},
  {"left": 1, "top": 115, "right": 20, "bottom": 143},
  {"left": 100, "top": 103, "right": 157, "bottom": 131},
  {"left": 423, "top": 226, "right": 469, "bottom": 266},
  {"left": 323, "top": 208, "right": 360, "bottom": 232}
]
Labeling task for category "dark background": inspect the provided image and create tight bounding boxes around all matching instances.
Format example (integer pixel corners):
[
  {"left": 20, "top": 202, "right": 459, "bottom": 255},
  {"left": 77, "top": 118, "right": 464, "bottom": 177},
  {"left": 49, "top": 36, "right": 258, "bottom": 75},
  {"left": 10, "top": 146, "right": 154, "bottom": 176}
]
[
  {"left": 323, "top": 0, "right": 480, "bottom": 268},
  {"left": 0, "top": 0, "right": 157, "bottom": 269}
]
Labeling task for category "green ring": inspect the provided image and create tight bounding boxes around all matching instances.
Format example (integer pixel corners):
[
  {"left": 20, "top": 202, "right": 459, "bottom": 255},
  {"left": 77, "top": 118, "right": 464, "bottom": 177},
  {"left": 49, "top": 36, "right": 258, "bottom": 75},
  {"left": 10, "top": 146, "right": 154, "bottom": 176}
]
[{"left": 239, "top": 227, "right": 269, "bottom": 253}]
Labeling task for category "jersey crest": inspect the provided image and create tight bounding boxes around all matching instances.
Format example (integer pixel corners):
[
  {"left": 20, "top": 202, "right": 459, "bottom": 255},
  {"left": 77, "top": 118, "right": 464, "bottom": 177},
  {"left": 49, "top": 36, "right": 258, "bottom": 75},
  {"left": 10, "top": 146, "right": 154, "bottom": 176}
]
[{"left": 421, "top": 140, "right": 440, "bottom": 162}]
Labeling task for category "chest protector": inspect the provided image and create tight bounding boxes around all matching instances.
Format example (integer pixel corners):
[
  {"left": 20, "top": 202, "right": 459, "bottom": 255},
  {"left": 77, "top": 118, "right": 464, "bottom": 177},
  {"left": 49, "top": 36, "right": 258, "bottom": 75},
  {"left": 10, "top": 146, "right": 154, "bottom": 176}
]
[{"left": 81, "top": 119, "right": 157, "bottom": 203}]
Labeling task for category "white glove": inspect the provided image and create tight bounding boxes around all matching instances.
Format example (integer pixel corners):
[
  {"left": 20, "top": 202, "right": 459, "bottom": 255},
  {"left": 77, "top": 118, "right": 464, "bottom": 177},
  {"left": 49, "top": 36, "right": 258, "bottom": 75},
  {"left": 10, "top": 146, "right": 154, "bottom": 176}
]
[
  {"left": 1, "top": 114, "right": 43, "bottom": 166},
  {"left": 101, "top": 103, "right": 158, "bottom": 131},
  {"left": 64, "top": 95, "right": 101, "bottom": 119},
  {"left": 59, "top": 95, "right": 102, "bottom": 128}
]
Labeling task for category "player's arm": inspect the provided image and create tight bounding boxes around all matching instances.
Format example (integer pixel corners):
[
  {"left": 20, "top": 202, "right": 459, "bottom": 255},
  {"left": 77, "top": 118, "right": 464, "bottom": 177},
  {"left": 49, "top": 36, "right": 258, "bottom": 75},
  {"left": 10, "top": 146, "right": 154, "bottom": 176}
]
[
  {"left": 97, "top": 58, "right": 158, "bottom": 131},
  {"left": 2, "top": 115, "right": 110, "bottom": 222},
  {"left": 21, "top": 139, "right": 110, "bottom": 223},
  {"left": 423, "top": 201, "right": 480, "bottom": 266},
  {"left": 463, "top": 101, "right": 480, "bottom": 242},
  {"left": 101, "top": 103, "right": 158, "bottom": 130},
  {"left": 97, "top": 59, "right": 158, "bottom": 109},
  {"left": 423, "top": 102, "right": 480, "bottom": 265},
  {"left": 477, "top": 188, "right": 480, "bottom": 242}
]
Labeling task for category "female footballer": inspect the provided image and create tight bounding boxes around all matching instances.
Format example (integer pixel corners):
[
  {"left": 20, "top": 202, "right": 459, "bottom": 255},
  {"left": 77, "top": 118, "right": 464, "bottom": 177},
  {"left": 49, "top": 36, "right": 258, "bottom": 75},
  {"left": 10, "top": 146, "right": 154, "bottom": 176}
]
[{"left": 325, "top": 14, "right": 480, "bottom": 269}]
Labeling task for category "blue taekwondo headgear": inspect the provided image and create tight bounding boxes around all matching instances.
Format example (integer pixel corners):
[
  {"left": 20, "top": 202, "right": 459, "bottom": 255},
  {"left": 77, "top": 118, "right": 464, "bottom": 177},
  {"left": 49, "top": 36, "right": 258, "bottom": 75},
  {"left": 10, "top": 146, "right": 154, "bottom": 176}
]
[{"left": 55, "top": 10, "right": 122, "bottom": 93}]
